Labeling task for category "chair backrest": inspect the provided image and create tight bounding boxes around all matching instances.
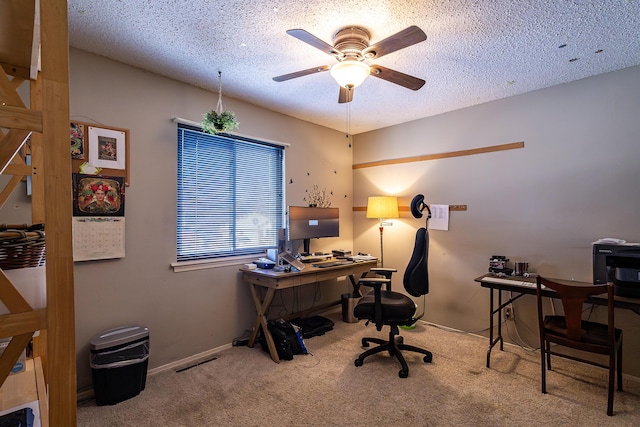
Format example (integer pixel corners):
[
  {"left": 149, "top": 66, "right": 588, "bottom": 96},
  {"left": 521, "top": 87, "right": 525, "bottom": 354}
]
[
  {"left": 403, "top": 227, "right": 429, "bottom": 297},
  {"left": 536, "top": 276, "right": 613, "bottom": 341}
]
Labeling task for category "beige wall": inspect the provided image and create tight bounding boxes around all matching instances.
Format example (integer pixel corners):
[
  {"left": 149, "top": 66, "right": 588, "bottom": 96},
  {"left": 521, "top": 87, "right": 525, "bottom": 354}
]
[
  {"left": 3, "top": 50, "right": 639, "bottom": 390},
  {"left": 66, "top": 48, "right": 357, "bottom": 391},
  {"left": 352, "top": 65, "right": 640, "bottom": 375}
]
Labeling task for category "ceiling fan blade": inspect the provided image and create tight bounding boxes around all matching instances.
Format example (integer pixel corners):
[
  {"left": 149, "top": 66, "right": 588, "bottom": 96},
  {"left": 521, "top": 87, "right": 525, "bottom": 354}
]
[
  {"left": 286, "top": 29, "right": 341, "bottom": 57},
  {"left": 362, "top": 26, "right": 427, "bottom": 59},
  {"left": 273, "top": 65, "right": 331, "bottom": 82},
  {"left": 338, "top": 86, "right": 354, "bottom": 103},
  {"left": 370, "top": 65, "right": 425, "bottom": 90}
]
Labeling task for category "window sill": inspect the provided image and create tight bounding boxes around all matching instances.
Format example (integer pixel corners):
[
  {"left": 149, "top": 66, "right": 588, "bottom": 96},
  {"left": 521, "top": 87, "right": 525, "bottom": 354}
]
[{"left": 171, "top": 254, "right": 258, "bottom": 273}]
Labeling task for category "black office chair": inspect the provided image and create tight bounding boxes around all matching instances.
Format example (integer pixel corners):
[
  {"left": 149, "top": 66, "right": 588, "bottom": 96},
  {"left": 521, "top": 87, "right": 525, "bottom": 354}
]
[{"left": 353, "top": 194, "right": 433, "bottom": 378}]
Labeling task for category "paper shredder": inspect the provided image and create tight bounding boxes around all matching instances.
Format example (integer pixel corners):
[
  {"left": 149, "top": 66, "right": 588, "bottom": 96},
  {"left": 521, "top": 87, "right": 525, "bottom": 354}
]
[{"left": 90, "top": 325, "right": 149, "bottom": 406}]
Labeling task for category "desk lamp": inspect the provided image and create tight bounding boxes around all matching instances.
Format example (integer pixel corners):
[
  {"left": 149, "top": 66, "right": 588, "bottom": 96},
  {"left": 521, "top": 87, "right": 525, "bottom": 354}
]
[{"left": 366, "top": 196, "right": 399, "bottom": 267}]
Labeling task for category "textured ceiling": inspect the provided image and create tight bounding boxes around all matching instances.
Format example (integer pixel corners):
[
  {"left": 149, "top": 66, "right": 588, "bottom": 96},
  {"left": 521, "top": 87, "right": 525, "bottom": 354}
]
[{"left": 68, "top": 0, "right": 640, "bottom": 134}]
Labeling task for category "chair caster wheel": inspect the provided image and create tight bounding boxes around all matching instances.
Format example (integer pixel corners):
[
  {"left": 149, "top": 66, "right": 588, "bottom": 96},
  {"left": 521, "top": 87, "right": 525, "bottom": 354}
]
[
  {"left": 355, "top": 359, "right": 363, "bottom": 367},
  {"left": 399, "top": 370, "right": 408, "bottom": 378},
  {"left": 424, "top": 353, "right": 433, "bottom": 363}
]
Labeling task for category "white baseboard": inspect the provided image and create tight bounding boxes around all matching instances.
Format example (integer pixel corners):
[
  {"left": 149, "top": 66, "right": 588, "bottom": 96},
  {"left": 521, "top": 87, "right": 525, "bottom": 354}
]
[
  {"left": 77, "top": 342, "right": 233, "bottom": 402},
  {"left": 76, "top": 388, "right": 94, "bottom": 402},
  {"left": 147, "top": 342, "right": 232, "bottom": 375}
]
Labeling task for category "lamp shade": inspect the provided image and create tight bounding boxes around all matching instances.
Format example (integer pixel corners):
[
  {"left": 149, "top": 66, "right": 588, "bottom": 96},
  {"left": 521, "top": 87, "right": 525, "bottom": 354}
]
[
  {"left": 330, "top": 60, "right": 370, "bottom": 88},
  {"left": 366, "top": 196, "right": 399, "bottom": 219}
]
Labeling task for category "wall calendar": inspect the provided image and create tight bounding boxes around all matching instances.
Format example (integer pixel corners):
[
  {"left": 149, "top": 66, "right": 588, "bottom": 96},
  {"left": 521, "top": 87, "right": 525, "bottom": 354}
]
[{"left": 72, "top": 217, "right": 125, "bottom": 261}]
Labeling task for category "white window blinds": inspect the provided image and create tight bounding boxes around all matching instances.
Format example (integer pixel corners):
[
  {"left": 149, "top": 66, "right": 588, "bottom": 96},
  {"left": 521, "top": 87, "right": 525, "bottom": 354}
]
[{"left": 177, "top": 124, "right": 284, "bottom": 261}]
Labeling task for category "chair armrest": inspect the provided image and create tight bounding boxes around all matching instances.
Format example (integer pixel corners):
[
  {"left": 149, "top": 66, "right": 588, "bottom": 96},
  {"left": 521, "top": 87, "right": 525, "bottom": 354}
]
[
  {"left": 358, "top": 277, "right": 390, "bottom": 287},
  {"left": 357, "top": 277, "right": 388, "bottom": 330},
  {"left": 368, "top": 268, "right": 397, "bottom": 291},
  {"left": 370, "top": 267, "right": 397, "bottom": 278}
]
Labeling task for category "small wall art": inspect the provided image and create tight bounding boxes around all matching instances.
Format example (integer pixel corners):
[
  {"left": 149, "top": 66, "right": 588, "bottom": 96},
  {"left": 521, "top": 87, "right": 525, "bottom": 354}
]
[
  {"left": 70, "top": 122, "right": 85, "bottom": 159},
  {"left": 73, "top": 173, "right": 125, "bottom": 217},
  {"left": 88, "top": 126, "right": 126, "bottom": 170},
  {"left": 70, "top": 121, "right": 130, "bottom": 185}
]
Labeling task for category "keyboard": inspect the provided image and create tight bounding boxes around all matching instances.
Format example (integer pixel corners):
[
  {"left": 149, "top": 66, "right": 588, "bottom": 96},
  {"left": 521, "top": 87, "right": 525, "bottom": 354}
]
[
  {"left": 481, "top": 276, "right": 544, "bottom": 289},
  {"left": 312, "top": 260, "right": 352, "bottom": 268},
  {"left": 300, "top": 257, "right": 324, "bottom": 263},
  {"left": 349, "top": 255, "right": 377, "bottom": 262}
]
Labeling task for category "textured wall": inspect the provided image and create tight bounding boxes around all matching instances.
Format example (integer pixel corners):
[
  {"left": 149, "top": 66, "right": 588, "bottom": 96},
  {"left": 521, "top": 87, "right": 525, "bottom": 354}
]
[
  {"left": 65, "top": 48, "right": 355, "bottom": 391},
  {"left": 352, "top": 65, "right": 640, "bottom": 375},
  {"left": 4, "top": 53, "right": 639, "bottom": 389}
]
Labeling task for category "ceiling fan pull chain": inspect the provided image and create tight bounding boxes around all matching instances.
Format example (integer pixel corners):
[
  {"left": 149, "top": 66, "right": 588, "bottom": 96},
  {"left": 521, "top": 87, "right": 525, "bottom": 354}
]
[
  {"left": 216, "top": 70, "right": 225, "bottom": 114},
  {"left": 346, "top": 102, "right": 352, "bottom": 148}
]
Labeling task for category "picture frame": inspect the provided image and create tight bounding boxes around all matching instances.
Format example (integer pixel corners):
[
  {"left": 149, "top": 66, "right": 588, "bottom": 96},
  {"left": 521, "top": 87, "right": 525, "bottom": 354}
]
[
  {"left": 72, "top": 121, "right": 130, "bottom": 185},
  {"left": 73, "top": 173, "right": 125, "bottom": 217},
  {"left": 70, "top": 122, "right": 85, "bottom": 159},
  {"left": 88, "top": 126, "right": 126, "bottom": 170}
]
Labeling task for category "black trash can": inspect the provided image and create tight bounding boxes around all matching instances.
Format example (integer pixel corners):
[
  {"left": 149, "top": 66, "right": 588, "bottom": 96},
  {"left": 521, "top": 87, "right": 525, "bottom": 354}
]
[
  {"left": 341, "top": 293, "right": 360, "bottom": 323},
  {"left": 90, "top": 325, "right": 149, "bottom": 406}
]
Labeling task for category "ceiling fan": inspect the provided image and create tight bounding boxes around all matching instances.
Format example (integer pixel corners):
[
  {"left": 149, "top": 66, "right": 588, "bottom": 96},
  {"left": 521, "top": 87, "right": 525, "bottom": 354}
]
[{"left": 273, "top": 25, "right": 427, "bottom": 103}]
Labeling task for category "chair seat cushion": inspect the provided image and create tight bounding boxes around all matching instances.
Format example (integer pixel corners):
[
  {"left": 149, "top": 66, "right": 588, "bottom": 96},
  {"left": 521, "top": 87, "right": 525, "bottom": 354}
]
[
  {"left": 544, "top": 315, "right": 622, "bottom": 346},
  {"left": 354, "top": 290, "right": 416, "bottom": 323}
]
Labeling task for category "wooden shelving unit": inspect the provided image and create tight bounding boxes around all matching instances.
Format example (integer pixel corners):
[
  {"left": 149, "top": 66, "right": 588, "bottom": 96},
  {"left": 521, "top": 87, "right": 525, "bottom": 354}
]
[
  {"left": 0, "top": 0, "right": 76, "bottom": 425},
  {"left": 0, "top": 357, "right": 48, "bottom": 426}
]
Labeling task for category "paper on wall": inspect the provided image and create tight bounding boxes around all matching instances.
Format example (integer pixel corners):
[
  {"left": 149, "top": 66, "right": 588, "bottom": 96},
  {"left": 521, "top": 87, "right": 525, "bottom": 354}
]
[{"left": 429, "top": 204, "right": 449, "bottom": 231}]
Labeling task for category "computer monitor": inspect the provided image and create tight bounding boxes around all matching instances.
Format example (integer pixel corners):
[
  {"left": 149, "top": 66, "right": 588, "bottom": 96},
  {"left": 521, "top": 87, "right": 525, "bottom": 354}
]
[{"left": 287, "top": 206, "right": 339, "bottom": 254}]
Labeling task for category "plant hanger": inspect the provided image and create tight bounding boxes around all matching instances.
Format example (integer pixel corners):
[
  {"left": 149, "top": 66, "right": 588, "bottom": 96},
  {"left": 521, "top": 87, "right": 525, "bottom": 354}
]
[
  {"left": 201, "top": 70, "right": 239, "bottom": 134},
  {"left": 215, "top": 70, "right": 225, "bottom": 115}
]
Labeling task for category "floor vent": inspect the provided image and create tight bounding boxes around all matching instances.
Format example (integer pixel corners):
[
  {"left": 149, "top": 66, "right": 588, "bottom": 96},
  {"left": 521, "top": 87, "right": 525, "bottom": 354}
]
[{"left": 175, "top": 356, "right": 218, "bottom": 373}]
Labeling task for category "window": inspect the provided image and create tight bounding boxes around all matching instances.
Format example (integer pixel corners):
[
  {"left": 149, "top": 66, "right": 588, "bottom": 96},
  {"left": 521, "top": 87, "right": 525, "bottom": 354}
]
[{"left": 177, "top": 124, "right": 284, "bottom": 262}]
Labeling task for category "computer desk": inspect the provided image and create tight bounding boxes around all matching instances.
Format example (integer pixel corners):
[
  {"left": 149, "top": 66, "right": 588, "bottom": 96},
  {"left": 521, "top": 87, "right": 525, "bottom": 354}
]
[
  {"left": 241, "top": 259, "right": 377, "bottom": 363},
  {"left": 475, "top": 273, "right": 640, "bottom": 368}
]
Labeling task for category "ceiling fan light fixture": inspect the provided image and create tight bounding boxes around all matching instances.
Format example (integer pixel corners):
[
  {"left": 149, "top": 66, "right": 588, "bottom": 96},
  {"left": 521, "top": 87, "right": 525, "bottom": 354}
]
[{"left": 330, "top": 60, "right": 370, "bottom": 88}]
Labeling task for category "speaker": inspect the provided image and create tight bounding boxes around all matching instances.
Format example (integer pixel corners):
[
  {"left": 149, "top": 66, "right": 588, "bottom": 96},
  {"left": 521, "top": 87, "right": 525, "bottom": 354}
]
[
  {"left": 278, "top": 228, "right": 288, "bottom": 252},
  {"left": 266, "top": 248, "right": 278, "bottom": 262}
]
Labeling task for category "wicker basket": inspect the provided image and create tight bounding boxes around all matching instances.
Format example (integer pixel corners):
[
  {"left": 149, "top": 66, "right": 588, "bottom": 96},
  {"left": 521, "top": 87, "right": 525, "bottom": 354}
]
[{"left": 0, "top": 225, "right": 45, "bottom": 270}]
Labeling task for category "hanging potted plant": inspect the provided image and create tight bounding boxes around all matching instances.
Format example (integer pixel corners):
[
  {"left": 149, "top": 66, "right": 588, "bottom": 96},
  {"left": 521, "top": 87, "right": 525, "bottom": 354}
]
[
  {"left": 202, "top": 110, "right": 239, "bottom": 134},
  {"left": 201, "top": 71, "right": 239, "bottom": 134}
]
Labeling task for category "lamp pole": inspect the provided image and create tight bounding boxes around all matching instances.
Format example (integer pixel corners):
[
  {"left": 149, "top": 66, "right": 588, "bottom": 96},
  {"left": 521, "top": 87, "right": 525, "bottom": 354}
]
[
  {"left": 366, "top": 196, "right": 398, "bottom": 268},
  {"left": 378, "top": 221, "right": 385, "bottom": 267}
]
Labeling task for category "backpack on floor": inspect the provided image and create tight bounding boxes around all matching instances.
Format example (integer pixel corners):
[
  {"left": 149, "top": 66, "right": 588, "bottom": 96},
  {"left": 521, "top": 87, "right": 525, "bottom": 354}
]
[{"left": 257, "top": 318, "right": 307, "bottom": 360}]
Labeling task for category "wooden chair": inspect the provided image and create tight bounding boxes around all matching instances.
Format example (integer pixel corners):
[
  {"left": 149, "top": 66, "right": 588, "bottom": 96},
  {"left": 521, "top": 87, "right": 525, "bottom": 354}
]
[{"left": 535, "top": 276, "right": 623, "bottom": 416}]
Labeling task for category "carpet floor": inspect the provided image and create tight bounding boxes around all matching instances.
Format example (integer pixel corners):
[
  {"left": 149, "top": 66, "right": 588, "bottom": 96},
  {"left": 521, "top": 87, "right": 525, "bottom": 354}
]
[{"left": 78, "top": 310, "right": 640, "bottom": 426}]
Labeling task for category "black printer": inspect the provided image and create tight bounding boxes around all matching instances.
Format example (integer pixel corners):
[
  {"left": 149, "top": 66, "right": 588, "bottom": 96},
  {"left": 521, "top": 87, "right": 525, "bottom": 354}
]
[{"left": 593, "top": 243, "right": 640, "bottom": 298}]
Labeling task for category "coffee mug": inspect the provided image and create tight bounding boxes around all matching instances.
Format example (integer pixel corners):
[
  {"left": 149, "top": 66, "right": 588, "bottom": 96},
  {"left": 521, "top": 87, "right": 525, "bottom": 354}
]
[{"left": 514, "top": 261, "right": 529, "bottom": 276}]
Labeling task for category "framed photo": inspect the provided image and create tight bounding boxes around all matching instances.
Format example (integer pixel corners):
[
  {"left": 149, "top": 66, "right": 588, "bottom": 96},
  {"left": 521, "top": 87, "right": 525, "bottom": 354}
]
[
  {"left": 70, "top": 122, "right": 85, "bottom": 159},
  {"left": 88, "top": 126, "right": 127, "bottom": 170},
  {"left": 70, "top": 121, "right": 130, "bottom": 186},
  {"left": 73, "top": 173, "right": 125, "bottom": 217}
]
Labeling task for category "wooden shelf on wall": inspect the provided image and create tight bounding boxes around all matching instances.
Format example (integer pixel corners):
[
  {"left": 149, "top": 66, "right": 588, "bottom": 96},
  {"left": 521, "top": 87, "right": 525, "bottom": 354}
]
[
  {"left": 353, "top": 204, "right": 467, "bottom": 212},
  {"left": 352, "top": 141, "right": 524, "bottom": 170}
]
